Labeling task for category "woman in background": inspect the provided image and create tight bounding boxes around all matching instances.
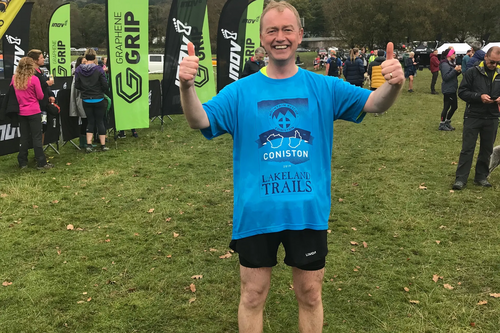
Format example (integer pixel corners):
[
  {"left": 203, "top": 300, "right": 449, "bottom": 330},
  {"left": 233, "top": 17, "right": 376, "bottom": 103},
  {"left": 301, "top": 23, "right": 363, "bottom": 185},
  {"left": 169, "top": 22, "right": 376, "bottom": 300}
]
[
  {"left": 14, "top": 57, "right": 53, "bottom": 169},
  {"left": 70, "top": 56, "right": 88, "bottom": 148},
  {"left": 404, "top": 52, "right": 417, "bottom": 92},
  {"left": 438, "top": 48, "right": 462, "bottom": 131},
  {"left": 343, "top": 48, "right": 365, "bottom": 87}
]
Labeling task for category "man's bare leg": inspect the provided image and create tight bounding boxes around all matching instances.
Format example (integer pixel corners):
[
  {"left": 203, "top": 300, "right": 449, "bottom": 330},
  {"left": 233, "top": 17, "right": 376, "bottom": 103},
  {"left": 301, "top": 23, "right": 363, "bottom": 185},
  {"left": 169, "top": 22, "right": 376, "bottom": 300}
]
[
  {"left": 238, "top": 265, "right": 272, "bottom": 333},
  {"left": 292, "top": 267, "right": 325, "bottom": 333}
]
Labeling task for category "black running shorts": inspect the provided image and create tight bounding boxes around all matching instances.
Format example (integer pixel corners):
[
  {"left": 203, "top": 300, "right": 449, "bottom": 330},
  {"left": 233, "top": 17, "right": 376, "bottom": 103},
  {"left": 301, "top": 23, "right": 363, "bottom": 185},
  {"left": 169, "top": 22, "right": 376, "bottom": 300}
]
[{"left": 229, "top": 229, "right": 328, "bottom": 271}]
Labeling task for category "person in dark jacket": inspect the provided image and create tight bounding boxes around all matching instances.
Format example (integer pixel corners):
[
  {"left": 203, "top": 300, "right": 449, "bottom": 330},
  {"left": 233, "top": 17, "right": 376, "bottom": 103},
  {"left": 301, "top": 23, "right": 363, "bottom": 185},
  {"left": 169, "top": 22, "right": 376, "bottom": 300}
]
[
  {"left": 343, "top": 48, "right": 365, "bottom": 87},
  {"left": 452, "top": 46, "right": 500, "bottom": 190},
  {"left": 325, "top": 49, "right": 342, "bottom": 77},
  {"left": 26, "top": 49, "right": 55, "bottom": 136},
  {"left": 404, "top": 52, "right": 417, "bottom": 92},
  {"left": 430, "top": 50, "right": 440, "bottom": 94},
  {"left": 438, "top": 48, "right": 462, "bottom": 131},
  {"left": 75, "top": 51, "right": 109, "bottom": 153},
  {"left": 466, "top": 42, "right": 485, "bottom": 71},
  {"left": 241, "top": 47, "right": 266, "bottom": 78},
  {"left": 461, "top": 49, "right": 471, "bottom": 73}
]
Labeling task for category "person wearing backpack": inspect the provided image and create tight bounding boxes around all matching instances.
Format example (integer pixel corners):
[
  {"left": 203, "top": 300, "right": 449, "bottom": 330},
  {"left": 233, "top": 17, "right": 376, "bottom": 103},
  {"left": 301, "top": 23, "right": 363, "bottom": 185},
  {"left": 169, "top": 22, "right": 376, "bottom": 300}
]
[{"left": 325, "top": 49, "right": 342, "bottom": 77}]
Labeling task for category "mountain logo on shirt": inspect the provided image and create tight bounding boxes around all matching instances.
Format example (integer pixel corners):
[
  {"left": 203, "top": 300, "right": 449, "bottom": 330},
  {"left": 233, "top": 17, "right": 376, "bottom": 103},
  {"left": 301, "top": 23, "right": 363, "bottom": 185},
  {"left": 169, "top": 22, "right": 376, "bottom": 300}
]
[{"left": 257, "top": 98, "right": 313, "bottom": 165}]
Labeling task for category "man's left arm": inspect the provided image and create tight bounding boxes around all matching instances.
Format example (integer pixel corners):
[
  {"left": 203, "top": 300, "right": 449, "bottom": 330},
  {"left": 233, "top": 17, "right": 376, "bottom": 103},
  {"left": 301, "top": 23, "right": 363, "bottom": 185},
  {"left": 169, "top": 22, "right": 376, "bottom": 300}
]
[{"left": 362, "top": 43, "right": 404, "bottom": 113}]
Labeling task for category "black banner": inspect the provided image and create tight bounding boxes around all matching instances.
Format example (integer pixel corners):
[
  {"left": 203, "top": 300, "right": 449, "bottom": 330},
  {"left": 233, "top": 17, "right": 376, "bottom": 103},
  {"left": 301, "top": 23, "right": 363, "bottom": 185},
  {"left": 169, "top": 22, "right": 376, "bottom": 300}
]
[
  {"left": 149, "top": 80, "right": 161, "bottom": 118},
  {"left": 0, "top": 93, "right": 21, "bottom": 156},
  {"left": 2, "top": 2, "right": 33, "bottom": 80},
  {"left": 57, "top": 88, "right": 79, "bottom": 142},
  {"left": 217, "top": 0, "right": 253, "bottom": 92},
  {"left": 162, "top": 0, "right": 208, "bottom": 115}
]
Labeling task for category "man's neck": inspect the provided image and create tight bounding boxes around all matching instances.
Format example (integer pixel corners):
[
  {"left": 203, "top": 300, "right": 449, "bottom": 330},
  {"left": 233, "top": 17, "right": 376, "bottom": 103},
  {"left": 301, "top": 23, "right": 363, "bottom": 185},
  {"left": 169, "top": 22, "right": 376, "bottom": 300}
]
[{"left": 266, "top": 61, "right": 298, "bottom": 79}]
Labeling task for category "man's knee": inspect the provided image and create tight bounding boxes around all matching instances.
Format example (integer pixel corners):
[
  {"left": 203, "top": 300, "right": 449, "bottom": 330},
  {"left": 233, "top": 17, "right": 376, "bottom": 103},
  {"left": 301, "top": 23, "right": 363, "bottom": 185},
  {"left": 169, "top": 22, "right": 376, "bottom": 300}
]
[
  {"left": 240, "top": 285, "right": 269, "bottom": 309},
  {"left": 295, "top": 284, "right": 322, "bottom": 308}
]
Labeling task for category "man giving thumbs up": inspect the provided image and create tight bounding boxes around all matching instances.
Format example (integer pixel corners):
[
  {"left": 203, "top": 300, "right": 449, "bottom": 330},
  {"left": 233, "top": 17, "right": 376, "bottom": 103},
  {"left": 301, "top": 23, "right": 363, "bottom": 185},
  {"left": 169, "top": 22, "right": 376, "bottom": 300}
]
[{"left": 179, "top": 2, "right": 403, "bottom": 332}]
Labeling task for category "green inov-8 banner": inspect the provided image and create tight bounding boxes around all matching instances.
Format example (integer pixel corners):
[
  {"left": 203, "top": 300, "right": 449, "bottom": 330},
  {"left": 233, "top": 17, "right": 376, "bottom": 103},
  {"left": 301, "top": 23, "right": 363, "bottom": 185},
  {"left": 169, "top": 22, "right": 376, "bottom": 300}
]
[
  {"left": 48, "top": 3, "right": 71, "bottom": 77},
  {"left": 107, "top": 0, "right": 149, "bottom": 130},
  {"left": 243, "top": 0, "right": 264, "bottom": 65}
]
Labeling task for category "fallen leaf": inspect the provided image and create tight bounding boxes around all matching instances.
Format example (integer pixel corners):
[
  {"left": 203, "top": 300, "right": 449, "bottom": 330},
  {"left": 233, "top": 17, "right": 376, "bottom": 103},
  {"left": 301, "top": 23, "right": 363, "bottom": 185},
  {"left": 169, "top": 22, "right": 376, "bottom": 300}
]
[
  {"left": 2, "top": 281, "right": 12, "bottom": 287},
  {"left": 435, "top": 240, "right": 441, "bottom": 244},
  {"left": 188, "top": 297, "right": 196, "bottom": 304},
  {"left": 165, "top": 218, "right": 172, "bottom": 222},
  {"left": 33, "top": 205, "right": 38, "bottom": 209},
  {"left": 490, "top": 293, "right": 500, "bottom": 298},
  {"left": 352, "top": 182, "right": 359, "bottom": 186},
  {"left": 190, "top": 283, "right": 196, "bottom": 293},
  {"left": 409, "top": 300, "right": 420, "bottom": 304},
  {"left": 87, "top": 297, "right": 92, "bottom": 302},
  {"left": 83, "top": 292, "right": 87, "bottom": 295},
  {"left": 191, "top": 275, "right": 203, "bottom": 280},
  {"left": 368, "top": 293, "right": 372, "bottom": 297},
  {"left": 76, "top": 228, "right": 83, "bottom": 231},
  {"left": 173, "top": 232, "right": 179, "bottom": 238},
  {"left": 351, "top": 248, "right": 356, "bottom": 252},
  {"left": 351, "top": 227, "right": 357, "bottom": 231},
  {"left": 157, "top": 231, "right": 162, "bottom": 235},
  {"left": 327, "top": 230, "right": 332, "bottom": 234},
  {"left": 66, "top": 163, "right": 71, "bottom": 166},
  {"left": 432, "top": 274, "right": 439, "bottom": 283},
  {"left": 134, "top": 233, "right": 139, "bottom": 236},
  {"left": 439, "top": 225, "right": 446, "bottom": 229},
  {"left": 209, "top": 248, "right": 217, "bottom": 252},
  {"left": 451, "top": 161, "right": 457, "bottom": 165},
  {"left": 0, "top": 193, "right": 7, "bottom": 198},
  {"left": 67, "top": 224, "right": 74, "bottom": 230},
  {"left": 419, "top": 183, "right": 427, "bottom": 190},
  {"left": 404, "top": 287, "right": 409, "bottom": 292},
  {"left": 338, "top": 198, "right": 344, "bottom": 202},
  {"left": 105, "top": 239, "right": 111, "bottom": 243},
  {"left": 128, "top": 288, "right": 136, "bottom": 293},
  {"left": 363, "top": 241, "right": 368, "bottom": 248},
  {"left": 353, "top": 268, "right": 358, "bottom": 272},
  {"left": 57, "top": 250, "right": 61, "bottom": 255},
  {"left": 166, "top": 255, "right": 172, "bottom": 258},
  {"left": 219, "top": 252, "right": 232, "bottom": 259},
  {"left": 77, "top": 301, "right": 85, "bottom": 304},
  {"left": 148, "top": 208, "right": 155, "bottom": 213},
  {"left": 289, "top": 284, "right": 294, "bottom": 290},
  {"left": 449, "top": 190, "right": 455, "bottom": 193},
  {"left": 350, "top": 241, "right": 358, "bottom": 246},
  {"left": 52, "top": 200, "right": 59, "bottom": 204},
  {"left": 477, "top": 300, "right": 488, "bottom": 305},
  {"left": 443, "top": 284, "right": 454, "bottom": 290}
]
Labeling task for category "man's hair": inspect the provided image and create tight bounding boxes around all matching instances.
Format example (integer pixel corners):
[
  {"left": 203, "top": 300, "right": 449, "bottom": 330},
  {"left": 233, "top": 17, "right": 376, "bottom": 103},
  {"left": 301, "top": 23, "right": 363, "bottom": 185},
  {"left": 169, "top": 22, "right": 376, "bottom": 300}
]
[
  {"left": 255, "top": 47, "right": 265, "bottom": 55},
  {"left": 471, "top": 41, "right": 482, "bottom": 51},
  {"left": 26, "top": 49, "right": 42, "bottom": 62},
  {"left": 486, "top": 46, "right": 500, "bottom": 57},
  {"left": 330, "top": 49, "right": 336, "bottom": 55},
  {"left": 377, "top": 50, "right": 384, "bottom": 57},
  {"left": 260, "top": 0, "right": 302, "bottom": 33},
  {"left": 85, "top": 54, "right": 96, "bottom": 61}
]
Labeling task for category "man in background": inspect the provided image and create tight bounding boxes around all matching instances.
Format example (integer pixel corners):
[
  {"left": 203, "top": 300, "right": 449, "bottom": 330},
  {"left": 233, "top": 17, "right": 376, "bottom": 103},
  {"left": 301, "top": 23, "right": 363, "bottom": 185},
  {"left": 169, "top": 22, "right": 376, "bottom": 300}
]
[{"left": 241, "top": 47, "right": 266, "bottom": 78}]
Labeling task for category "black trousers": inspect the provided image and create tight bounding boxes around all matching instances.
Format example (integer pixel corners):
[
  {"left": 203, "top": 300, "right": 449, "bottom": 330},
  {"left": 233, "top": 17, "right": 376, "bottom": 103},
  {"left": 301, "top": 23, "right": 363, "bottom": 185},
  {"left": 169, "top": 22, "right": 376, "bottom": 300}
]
[
  {"left": 18, "top": 114, "right": 47, "bottom": 167},
  {"left": 455, "top": 117, "right": 499, "bottom": 183},
  {"left": 441, "top": 93, "right": 458, "bottom": 121},
  {"left": 83, "top": 100, "right": 106, "bottom": 136},
  {"left": 431, "top": 71, "right": 439, "bottom": 92}
]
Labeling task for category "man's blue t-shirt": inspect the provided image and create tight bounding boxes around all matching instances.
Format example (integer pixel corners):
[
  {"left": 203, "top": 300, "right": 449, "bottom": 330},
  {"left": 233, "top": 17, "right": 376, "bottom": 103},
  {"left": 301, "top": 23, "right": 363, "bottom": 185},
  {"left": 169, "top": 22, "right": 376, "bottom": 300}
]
[{"left": 202, "top": 67, "right": 371, "bottom": 240}]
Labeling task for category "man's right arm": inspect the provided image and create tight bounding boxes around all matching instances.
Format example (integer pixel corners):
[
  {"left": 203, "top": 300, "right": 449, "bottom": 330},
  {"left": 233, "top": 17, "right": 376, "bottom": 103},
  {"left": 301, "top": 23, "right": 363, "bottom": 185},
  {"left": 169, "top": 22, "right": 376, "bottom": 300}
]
[{"left": 179, "top": 42, "right": 210, "bottom": 129}]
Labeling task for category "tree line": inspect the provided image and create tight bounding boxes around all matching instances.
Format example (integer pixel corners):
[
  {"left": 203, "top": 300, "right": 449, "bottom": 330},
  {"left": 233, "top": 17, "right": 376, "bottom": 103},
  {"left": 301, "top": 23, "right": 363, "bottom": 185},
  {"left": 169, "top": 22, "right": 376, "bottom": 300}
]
[{"left": 22, "top": 0, "right": 500, "bottom": 55}]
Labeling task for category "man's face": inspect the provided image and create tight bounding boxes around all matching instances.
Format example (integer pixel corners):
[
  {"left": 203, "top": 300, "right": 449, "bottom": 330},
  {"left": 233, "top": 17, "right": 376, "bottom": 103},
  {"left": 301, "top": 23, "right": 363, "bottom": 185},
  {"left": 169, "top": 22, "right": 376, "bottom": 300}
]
[
  {"left": 330, "top": 52, "right": 336, "bottom": 58},
  {"left": 37, "top": 54, "right": 44, "bottom": 66},
  {"left": 260, "top": 8, "right": 303, "bottom": 65},
  {"left": 433, "top": 50, "right": 438, "bottom": 56},
  {"left": 255, "top": 52, "right": 264, "bottom": 61},
  {"left": 485, "top": 52, "right": 500, "bottom": 70}
]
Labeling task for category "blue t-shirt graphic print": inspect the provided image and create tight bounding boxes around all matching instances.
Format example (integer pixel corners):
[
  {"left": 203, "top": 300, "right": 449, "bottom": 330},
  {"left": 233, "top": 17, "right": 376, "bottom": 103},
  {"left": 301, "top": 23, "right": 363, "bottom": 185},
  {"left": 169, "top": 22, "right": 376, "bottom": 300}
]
[{"left": 202, "top": 68, "right": 371, "bottom": 240}]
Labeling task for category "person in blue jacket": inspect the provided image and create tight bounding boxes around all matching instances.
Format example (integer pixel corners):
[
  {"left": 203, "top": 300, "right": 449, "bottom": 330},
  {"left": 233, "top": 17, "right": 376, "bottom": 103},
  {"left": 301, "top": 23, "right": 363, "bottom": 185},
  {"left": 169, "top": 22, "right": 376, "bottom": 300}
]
[{"left": 343, "top": 48, "right": 365, "bottom": 87}]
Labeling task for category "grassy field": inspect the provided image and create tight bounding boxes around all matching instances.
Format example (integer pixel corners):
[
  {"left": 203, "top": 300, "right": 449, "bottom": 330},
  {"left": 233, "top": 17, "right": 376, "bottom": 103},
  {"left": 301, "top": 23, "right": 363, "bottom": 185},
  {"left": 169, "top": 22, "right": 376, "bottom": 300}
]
[{"left": 1, "top": 69, "right": 500, "bottom": 332}]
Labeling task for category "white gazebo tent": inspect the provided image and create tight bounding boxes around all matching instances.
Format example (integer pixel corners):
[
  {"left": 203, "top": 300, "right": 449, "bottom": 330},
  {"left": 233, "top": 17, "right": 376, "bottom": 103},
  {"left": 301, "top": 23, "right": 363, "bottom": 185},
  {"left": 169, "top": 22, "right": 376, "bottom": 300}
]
[
  {"left": 437, "top": 43, "right": 470, "bottom": 55},
  {"left": 482, "top": 43, "right": 500, "bottom": 53}
]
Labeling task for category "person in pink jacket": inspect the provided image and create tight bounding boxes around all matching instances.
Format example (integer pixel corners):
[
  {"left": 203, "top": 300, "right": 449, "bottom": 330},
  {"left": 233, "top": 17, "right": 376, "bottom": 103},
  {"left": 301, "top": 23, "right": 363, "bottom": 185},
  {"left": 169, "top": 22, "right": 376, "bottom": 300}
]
[{"left": 13, "top": 57, "right": 53, "bottom": 170}]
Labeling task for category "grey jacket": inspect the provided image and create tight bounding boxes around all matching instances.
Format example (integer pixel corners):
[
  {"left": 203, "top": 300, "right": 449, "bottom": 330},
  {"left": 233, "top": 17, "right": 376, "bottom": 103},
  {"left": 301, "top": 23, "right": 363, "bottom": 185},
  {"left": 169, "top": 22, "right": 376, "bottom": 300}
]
[
  {"left": 440, "top": 60, "right": 461, "bottom": 94},
  {"left": 69, "top": 77, "right": 86, "bottom": 118}
]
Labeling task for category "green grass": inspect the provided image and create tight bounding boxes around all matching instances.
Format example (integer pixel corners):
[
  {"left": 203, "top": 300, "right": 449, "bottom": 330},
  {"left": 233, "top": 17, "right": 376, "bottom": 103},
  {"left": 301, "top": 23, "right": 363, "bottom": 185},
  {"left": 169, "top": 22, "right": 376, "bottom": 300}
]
[{"left": 1, "top": 70, "right": 500, "bottom": 332}]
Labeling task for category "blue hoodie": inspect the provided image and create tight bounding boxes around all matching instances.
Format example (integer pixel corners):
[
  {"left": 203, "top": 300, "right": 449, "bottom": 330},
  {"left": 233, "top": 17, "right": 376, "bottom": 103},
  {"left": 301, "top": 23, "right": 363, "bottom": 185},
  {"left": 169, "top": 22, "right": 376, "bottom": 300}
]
[{"left": 466, "top": 50, "right": 485, "bottom": 71}]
